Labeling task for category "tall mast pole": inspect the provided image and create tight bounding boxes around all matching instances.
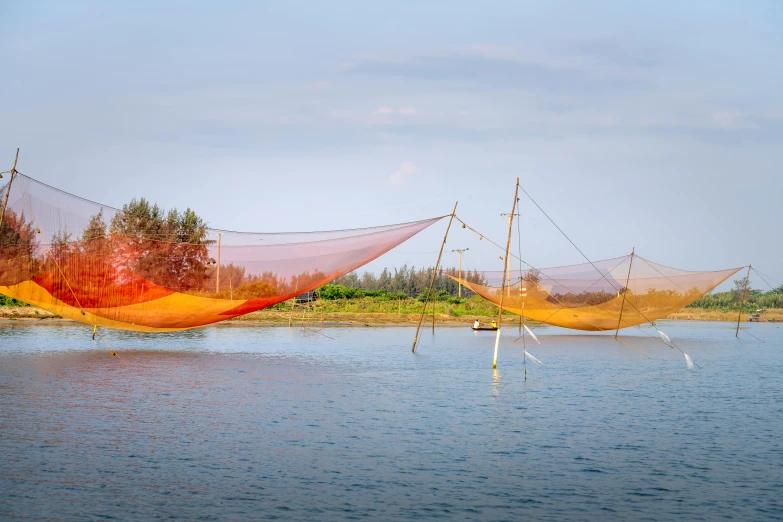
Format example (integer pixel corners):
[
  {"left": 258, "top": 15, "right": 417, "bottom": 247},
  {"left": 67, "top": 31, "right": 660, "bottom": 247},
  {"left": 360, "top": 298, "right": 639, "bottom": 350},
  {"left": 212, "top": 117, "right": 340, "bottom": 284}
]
[
  {"left": 492, "top": 179, "right": 519, "bottom": 369},
  {"left": 0, "top": 148, "right": 20, "bottom": 231},
  {"left": 614, "top": 248, "right": 635, "bottom": 339},
  {"left": 500, "top": 212, "right": 519, "bottom": 296},
  {"left": 736, "top": 264, "right": 752, "bottom": 338},
  {"left": 412, "top": 202, "right": 458, "bottom": 353}
]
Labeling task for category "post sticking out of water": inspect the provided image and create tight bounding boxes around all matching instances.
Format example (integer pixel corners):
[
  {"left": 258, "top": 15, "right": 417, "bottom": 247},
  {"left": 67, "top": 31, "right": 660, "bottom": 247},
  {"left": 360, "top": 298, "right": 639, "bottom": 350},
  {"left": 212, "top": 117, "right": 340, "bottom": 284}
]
[
  {"left": 493, "top": 179, "right": 519, "bottom": 369},
  {"left": 736, "top": 264, "right": 752, "bottom": 338},
  {"left": 412, "top": 201, "right": 458, "bottom": 353}
]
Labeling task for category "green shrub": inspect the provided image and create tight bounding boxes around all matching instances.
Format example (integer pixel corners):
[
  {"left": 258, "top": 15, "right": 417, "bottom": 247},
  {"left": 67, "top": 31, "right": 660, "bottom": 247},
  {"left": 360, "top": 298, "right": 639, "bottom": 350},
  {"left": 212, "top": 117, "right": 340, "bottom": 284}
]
[{"left": 0, "top": 295, "right": 29, "bottom": 307}]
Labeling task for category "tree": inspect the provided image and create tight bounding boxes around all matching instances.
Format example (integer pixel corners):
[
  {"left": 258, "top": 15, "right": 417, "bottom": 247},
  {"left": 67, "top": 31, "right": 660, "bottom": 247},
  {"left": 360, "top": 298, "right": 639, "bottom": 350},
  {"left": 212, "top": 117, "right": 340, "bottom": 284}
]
[
  {"left": 733, "top": 276, "right": 751, "bottom": 302},
  {"left": 523, "top": 268, "right": 541, "bottom": 285},
  {"left": 0, "top": 209, "right": 38, "bottom": 286},
  {"left": 106, "top": 198, "right": 213, "bottom": 291}
]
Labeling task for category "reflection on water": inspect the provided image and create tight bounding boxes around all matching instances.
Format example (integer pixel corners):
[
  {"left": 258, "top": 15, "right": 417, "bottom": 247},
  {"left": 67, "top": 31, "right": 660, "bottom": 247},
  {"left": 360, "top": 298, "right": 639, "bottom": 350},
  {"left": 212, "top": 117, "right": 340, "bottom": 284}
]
[{"left": 1, "top": 322, "right": 782, "bottom": 521}]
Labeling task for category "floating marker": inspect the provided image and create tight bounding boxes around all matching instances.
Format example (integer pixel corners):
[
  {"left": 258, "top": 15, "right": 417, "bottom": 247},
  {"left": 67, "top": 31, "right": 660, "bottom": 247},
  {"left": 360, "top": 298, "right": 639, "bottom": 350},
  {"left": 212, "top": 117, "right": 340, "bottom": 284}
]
[
  {"left": 523, "top": 324, "right": 540, "bottom": 344},
  {"left": 524, "top": 350, "right": 542, "bottom": 364}
]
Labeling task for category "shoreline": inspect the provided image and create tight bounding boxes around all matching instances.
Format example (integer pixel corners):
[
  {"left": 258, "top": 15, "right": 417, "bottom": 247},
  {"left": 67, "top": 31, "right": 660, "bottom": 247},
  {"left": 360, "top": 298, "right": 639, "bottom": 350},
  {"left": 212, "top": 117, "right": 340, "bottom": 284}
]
[{"left": 1, "top": 306, "right": 781, "bottom": 327}]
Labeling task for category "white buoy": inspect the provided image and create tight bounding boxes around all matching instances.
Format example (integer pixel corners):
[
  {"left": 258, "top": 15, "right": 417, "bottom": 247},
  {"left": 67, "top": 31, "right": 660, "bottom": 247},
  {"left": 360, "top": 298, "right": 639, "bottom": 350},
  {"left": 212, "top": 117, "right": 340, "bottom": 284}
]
[{"left": 684, "top": 352, "right": 694, "bottom": 370}]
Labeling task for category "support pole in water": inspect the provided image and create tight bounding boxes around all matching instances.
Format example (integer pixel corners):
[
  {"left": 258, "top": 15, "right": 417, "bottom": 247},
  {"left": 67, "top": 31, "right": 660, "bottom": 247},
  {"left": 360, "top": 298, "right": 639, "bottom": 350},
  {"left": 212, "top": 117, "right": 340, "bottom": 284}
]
[
  {"left": 493, "top": 179, "right": 519, "bottom": 369},
  {"left": 614, "top": 248, "right": 635, "bottom": 339},
  {"left": 736, "top": 264, "right": 752, "bottom": 338},
  {"left": 0, "top": 148, "right": 20, "bottom": 231},
  {"left": 412, "top": 201, "right": 458, "bottom": 353}
]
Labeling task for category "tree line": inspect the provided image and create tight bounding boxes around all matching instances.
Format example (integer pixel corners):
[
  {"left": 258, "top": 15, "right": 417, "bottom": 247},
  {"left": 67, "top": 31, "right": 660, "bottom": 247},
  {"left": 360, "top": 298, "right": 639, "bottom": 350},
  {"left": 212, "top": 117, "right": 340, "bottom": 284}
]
[
  {"left": 330, "top": 265, "right": 487, "bottom": 300},
  {"left": 688, "top": 275, "right": 783, "bottom": 312}
]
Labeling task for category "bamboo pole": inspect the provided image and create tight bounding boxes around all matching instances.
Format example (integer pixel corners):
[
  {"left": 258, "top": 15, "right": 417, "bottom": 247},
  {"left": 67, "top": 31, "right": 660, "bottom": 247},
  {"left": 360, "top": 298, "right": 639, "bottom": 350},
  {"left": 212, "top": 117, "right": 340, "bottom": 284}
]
[
  {"left": 216, "top": 232, "right": 222, "bottom": 293},
  {"left": 289, "top": 291, "right": 298, "bottom": 327},
  {"left": 614, "top": 248, "right": 635, "bottom": 339},
  {"left": 0, "top": 148, "right": 20, "bottom": 232},
  {"left": 736, "top": 264, "right": 752, "bottom": 338},
  {"left": 412, "top": 201, "right": 458, "bottom": 353},
  {"left": 432, "top": 298, "right": 436, "bottom": 333},
  {"left": 492, "top": 179, "right": 519, "bottom": 369}
]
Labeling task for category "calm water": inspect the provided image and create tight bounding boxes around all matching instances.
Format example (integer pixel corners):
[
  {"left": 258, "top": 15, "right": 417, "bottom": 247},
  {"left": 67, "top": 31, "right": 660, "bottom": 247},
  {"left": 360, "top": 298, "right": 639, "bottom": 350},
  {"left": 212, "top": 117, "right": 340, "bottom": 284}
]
[{"left": 1, "top": 321, "right": 781, "bottom": 521}]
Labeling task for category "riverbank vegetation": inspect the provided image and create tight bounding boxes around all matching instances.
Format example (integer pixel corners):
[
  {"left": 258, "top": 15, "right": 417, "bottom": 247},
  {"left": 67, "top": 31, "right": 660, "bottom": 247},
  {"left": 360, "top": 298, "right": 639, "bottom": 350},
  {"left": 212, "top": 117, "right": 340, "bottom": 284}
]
[{"left": 3, "top": 265, "right": 782, "bottom": 324}]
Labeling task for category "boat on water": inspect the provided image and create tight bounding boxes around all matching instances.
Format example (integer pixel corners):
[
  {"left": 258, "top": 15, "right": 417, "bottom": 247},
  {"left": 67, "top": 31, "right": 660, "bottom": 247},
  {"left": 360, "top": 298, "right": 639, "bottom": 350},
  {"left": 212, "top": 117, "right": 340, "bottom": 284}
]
[{"left": 472, "top": 325, "right": 498, "bottom": 331}]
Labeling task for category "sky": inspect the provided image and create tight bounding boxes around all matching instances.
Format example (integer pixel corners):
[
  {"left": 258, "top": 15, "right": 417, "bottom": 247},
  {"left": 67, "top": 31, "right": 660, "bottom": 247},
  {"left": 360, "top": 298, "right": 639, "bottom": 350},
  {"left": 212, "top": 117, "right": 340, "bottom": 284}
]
[{"left": 1, "top": 0, "right": 781, "bottom": 290}]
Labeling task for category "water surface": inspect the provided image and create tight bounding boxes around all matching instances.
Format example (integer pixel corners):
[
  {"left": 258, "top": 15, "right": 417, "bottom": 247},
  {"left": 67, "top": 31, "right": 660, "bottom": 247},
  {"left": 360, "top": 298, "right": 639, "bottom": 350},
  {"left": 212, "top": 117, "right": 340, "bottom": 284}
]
[{"left": 1, "top": 321, "right": 781, "bottom": 521}]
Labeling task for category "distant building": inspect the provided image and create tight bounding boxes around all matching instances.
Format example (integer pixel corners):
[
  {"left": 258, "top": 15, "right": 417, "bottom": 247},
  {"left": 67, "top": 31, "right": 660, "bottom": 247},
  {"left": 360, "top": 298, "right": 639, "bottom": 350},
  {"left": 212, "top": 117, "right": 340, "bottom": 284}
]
[{"left": 295, "top": 290, "right": 318, "bottom": 303}]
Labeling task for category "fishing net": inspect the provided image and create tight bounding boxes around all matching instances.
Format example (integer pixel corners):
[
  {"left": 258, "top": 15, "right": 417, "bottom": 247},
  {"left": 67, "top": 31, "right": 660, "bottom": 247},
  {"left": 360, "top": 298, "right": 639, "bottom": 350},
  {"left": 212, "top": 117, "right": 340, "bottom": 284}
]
[
  {"left": 450, "top": 255, "right": 741, "bottom": 331},
  {"left": 0, "top": 174, "right": 443, "bottom": 332}
]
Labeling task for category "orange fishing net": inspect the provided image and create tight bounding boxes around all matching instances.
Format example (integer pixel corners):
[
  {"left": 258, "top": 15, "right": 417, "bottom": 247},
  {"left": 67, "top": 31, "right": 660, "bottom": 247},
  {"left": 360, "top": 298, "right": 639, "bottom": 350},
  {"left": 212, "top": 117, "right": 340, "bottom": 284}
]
[
  {"left": 450, "top": 255, "right": 742, "bottom": 331},
  {"left": 0, "top": 174, "right": 442, "bottom": 332}
]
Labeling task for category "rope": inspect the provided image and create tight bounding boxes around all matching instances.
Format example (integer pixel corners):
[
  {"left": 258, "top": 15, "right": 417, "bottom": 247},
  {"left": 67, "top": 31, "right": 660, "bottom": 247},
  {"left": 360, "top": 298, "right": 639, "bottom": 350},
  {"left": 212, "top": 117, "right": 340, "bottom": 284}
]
[
  {"left": 738, "top": 327, "right": 765, "bottom": 344},
  {"left": 751, "top": 266, "right": 781, "bottom": 292},
  {"left": 14, "top": 177, "right": 126, "bottom": 363},
  {"left": 412, "top": 202, "right": 458, "bottom": 353},
  {"left": 636, "top": 255, "right": 689, "bottom": 294},
  {"left": 506, "top": 186, "right": 703, "bottom": 365},
  {"left": 518, "top": 186, "right": 608, "bottom": 281},
  {"left": 517, "top": 203, "right": 527, "bottom": 378},
  {"left": 15, "top": 171, "right": 447, "bottom": 237},
  {"left": 613, "top": 335, "right": 651, "bottom": 359},
  {"left": 456, "top": 215, "right": 662, "bottom": 355},
  {"left": 94, "top": 328, "right": 128, "bottom": 364}
]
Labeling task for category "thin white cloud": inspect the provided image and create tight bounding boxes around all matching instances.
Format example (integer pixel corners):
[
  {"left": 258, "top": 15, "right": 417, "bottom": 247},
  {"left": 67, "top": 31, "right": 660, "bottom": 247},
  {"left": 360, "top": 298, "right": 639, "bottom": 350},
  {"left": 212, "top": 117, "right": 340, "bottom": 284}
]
[
  {"left": 371, "top": 105, "right": 417, "bottom": 117},
  {"left": 389, "top": 161, "right": 417, "bottom": 185},
  {"left": 329, "top": 109, "right": 353, "bottom": 119},
  {"left": 373, "top": 105, "right": 395, "bottom": 115}
]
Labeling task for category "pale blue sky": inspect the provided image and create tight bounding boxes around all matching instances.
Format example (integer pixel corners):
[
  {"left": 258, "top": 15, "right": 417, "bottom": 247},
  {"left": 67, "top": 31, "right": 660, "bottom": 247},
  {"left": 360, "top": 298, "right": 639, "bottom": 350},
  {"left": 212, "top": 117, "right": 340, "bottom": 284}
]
[{"left": 1, "top": 1, "right": 781, "bottom": 288}]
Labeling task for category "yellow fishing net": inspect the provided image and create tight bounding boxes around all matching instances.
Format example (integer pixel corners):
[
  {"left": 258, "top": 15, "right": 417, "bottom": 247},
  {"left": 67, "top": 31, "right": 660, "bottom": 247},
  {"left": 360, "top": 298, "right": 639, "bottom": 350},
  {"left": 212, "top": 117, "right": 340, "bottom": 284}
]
[
  {"left": 0, "top": 173, "right": 443, "bottom": 332},
  {"left": 450, "top": 255, "right": 741, "bottom": 331}
]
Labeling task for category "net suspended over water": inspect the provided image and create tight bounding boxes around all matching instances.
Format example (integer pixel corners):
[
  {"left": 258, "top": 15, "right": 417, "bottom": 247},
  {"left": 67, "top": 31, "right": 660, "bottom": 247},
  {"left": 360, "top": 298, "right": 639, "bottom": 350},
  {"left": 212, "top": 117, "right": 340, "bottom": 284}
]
[
  {"left": 0, "top": 173, "right": 443, "bottom": 332},
  {"left": 450, "top": 255, "right": 741, "bottom": 331}
]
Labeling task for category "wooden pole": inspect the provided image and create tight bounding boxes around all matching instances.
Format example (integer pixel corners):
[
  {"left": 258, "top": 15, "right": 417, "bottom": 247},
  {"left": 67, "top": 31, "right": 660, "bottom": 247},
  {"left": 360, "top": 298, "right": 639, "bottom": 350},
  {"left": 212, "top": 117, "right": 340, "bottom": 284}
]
[
  {"left": 506, "top": 250, "right": 511, "bottom": 297},
  {"left": 736, "top": 264, "right": 752, "bottom": 338},
  {"left": 0, "top": 148, "right": 20, "bottom": 232},
  {"left": 492, "top": 179, "right": 519, "bottom": 369},
  {"left": 216, "top": 232, "right": 222, "bottom": 293},
  {"left": 432, "top": 298, "right": 436, "bottom": 333},
  {"left": 289, "top": 296, "right": 296, "bottom": 327},
  {"left": 412, "top": 202, "right": 458, "bottom": 353},
  {"left": 614, "top": 248, "right": 635, "bottom": 339},
  {"left": 289, "top": 283, "right": 299, "bottom": 328},
  {"left": 500, "top": 212, "right": 518, "bottom": 297}
]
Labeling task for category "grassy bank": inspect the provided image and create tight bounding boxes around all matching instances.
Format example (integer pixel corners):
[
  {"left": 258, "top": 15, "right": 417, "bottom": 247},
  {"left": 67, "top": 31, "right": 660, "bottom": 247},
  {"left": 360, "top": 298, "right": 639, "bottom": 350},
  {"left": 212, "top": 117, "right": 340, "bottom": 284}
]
[
  {"left": 2, "top": 298, "right": 781, "bottom": 326},
  {"left": 666, "top": 307, "right": 783, "bottom": 323},
  {"left": 233, "top": 296, "right": 504, "bottom": 325}
]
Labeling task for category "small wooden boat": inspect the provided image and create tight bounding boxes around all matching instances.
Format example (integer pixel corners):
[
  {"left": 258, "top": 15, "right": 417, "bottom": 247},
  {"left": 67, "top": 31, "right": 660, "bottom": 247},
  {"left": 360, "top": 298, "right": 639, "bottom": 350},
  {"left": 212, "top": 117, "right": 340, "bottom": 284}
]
[{"left": 472, "top": 325, "right": 498, "bottom": 331}]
